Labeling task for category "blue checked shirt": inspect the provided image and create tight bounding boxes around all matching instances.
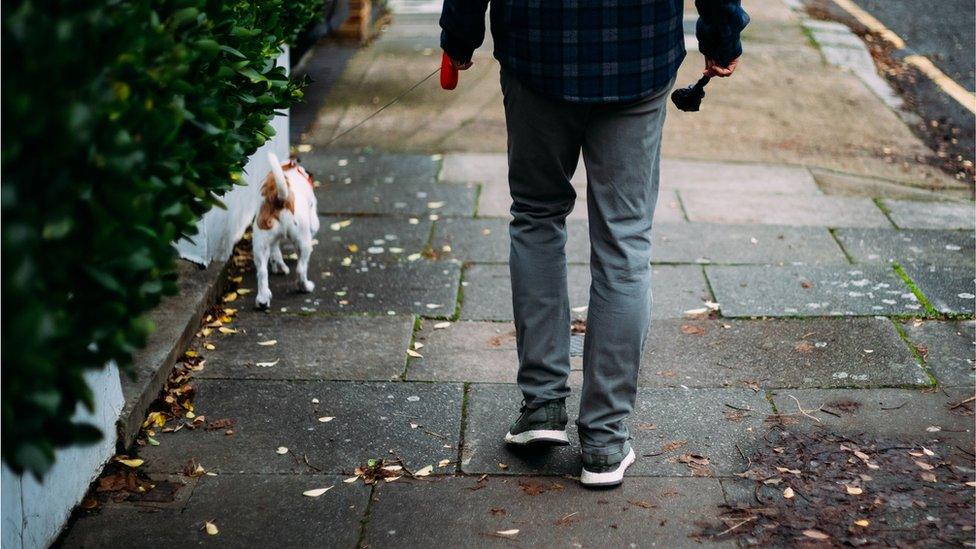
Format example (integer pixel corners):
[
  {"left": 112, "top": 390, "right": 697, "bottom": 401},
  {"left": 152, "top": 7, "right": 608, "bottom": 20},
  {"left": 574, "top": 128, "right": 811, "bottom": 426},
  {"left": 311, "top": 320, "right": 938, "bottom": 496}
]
[{"left": 440, "top": 0, "right": 749, "bottom": 103}]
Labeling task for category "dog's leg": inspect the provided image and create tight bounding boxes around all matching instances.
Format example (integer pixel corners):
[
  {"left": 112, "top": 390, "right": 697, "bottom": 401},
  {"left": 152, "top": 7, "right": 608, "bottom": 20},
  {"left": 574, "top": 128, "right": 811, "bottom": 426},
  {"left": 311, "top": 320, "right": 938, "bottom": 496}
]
[
  {"left": 296, "top": 232, "right": 315, "bottom": 293},
  {"left": 253, "top": 230, "right": 273, "bottom": 309},
  {"left": 270, "top": 243, "right": 290, "bottom": 275}
]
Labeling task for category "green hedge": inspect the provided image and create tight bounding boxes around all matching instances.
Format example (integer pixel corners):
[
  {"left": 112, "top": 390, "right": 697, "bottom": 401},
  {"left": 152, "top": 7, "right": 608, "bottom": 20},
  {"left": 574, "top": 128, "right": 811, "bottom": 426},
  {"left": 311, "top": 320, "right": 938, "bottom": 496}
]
[{"left": 1, "top": 0, "right": 320, "bottom": 477}]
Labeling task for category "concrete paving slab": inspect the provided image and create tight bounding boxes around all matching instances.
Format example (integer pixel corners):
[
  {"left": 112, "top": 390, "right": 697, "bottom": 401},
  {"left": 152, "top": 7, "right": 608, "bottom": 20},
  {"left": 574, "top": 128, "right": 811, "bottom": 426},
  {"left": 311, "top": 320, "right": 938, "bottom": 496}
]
[
  {"left": 653, "top": 223, "right": 846, "bottom": 264},
  {"left": 461, "top": 384, "right": 770, "bottom": 477},
  {"left": 680, "top": 191, "right": 892, "bottom": 228},
  {"left": 883, "top": 199, "right": 976, "bottom": 230},
  {"left": 706, "top": 264, "right": 921, "bottom": 317},
  {"left": 365, "top": 475, "right": 732, "bottom": 548},
  {"left": 834, "top": 228, "right": 976, "bottom": 266},
  {"left": 407, "top": 321, "right": 516, "bottom": 383},
  {"left": 60, "top": 474, "right": 369, "bottom": 547},
  {"left": 460, "top": 264, "right": 590, "bottom": 322},
  {"left": 902, "top": 264, "right": 976, "bottom": 315},
  {"left": 660, "top": 160, "right": 821, "bottom": 194},
  {"left": 317, "top": 215, "right": 433, "bottom": 262},
  {"left": 902, "top": 320, "right": 976, "bottom": 387},
  {"left": 304, "top": 151, "right": 439, "bottom": 186},
  {"left": 431, "top": 217, "right": 590, "bottom": 264},
  {"left": 197, "top": 314, "right": 414, "bottom": 381},
  {"left": 641, "top": 318, "right": 927, "bottom": 389},
  {"left": 316, "top": 178, "right": 477, "bottom": 217},
  {"left": 768, "top": 388, "right": 975, "bottom": 448},
  {"left": 142, "top": 380, "right": 462, "bottom": 474},
  {"left": 244, "top": 258, "right": 460, "bottom": 316},
  {"left": 406, "top": 321, "right": 584, "bottom": 383},
  {"left": 461, "top": 264, "right": 712, "bottom": 321}
]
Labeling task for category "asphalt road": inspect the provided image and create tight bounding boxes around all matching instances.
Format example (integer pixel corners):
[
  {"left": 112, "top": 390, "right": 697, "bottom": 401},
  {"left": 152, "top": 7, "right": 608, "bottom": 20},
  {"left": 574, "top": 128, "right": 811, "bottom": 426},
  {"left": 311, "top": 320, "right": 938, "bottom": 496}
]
[
  {"left": 850, "top": 0, "right": 975, "bottom": 180},
  {"left": 853, "top": 0, "right": 975, "bottom": 92}
]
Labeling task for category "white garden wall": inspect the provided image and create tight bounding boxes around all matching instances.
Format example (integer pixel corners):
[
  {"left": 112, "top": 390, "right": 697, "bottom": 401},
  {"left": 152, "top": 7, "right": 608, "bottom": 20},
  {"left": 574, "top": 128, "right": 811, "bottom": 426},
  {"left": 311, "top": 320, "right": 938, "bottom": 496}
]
[{"left": 0, "top": 48, "right": 290, "bottom": 549}]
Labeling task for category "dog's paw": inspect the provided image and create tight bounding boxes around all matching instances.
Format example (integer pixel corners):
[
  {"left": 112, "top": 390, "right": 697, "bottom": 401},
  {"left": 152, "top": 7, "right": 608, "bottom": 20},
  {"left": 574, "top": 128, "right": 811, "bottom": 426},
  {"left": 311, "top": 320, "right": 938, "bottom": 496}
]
[
  {"left": 298, "top": 280, "right": 315, "bottom": 293},
  {"left": 271, "top": 262, "right": 290, "bottom": 275},
  {"left": 255, "top": 290, "right": 272, "bottom": 310}
]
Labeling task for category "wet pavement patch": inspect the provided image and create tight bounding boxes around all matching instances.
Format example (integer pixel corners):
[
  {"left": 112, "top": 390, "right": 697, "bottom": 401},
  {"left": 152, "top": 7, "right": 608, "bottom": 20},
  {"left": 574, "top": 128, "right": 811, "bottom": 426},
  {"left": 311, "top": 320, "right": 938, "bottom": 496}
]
[
  {"left": 61, "top": 474, "right": 369, "bottom": 547},
  {"left": 767, "top": 388, "right": 975, "bottom": 448},
  {"left": 641, "top": 318, "right": 927, "bottom": 389},
  {"left": 706, "top": 429, "right": 975, "bottom": 546},
  {"left": 141, "top": 380, "right": 463, "bottom": 474},
  {"left": 833, "top": 227, "right": 976, "bottom": 266},
  {"left": 316, "top": 178, "right": 477, "bottom": 217},
  {"left": 901, "top": 319, "right": 976, "bottom": 387},
  {"left": 706, "top": 264, "right": 921, "bottom": 317},
  {"left": 197, "top": 313, "right": 414, "bottom": 381},
  {"left": 653, "top": 223, "right": 846, "bottom": 265},
  {"left": 901, "top": 264, "right": 976, "bottom": 315},
  {"left": 244, "top": 257, "right": 460, "bottom": 316},
  {"left": 303, "top": 151, "right": 440, "bottom": 186},
  {"left": 316, "top": 215, "right": 433, "bottom": 263},
  {"left": 365, "top": 475, "right": 733, "bottom": 548},
  {"left": 461, "top": 384, "right": 771, "bottom": 477},
  {"left": 461, "top": 264, "right": 712, "bottom": 321}
]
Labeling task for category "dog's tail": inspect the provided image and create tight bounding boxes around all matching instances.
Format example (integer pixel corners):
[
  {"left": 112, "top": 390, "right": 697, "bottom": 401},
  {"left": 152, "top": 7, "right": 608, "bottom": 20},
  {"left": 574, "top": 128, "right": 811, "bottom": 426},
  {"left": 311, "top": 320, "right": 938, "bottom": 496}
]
[{"left": 267, "top": 152, "right": 289, "bottom": 202}]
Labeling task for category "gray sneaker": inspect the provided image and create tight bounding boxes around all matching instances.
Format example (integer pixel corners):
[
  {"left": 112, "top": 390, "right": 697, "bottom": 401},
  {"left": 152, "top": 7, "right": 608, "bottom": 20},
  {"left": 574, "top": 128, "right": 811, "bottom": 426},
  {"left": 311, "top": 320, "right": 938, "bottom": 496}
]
[
  {"left": 580, "top": 442, "right": 636, "bottom": 487},
  {"left": 503, "top": 399, "right": 570, "bottom": 446}
]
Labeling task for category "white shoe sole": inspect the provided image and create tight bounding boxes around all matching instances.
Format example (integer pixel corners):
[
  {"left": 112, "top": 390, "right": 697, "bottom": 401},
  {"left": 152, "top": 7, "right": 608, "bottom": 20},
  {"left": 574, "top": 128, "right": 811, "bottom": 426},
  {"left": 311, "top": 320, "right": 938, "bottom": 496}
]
[
  {"left": 580, "top": 448, "right": 636, "bottom": 487},
  {"left": 504, "top": 429, "right": 570, "bottom": 445}
]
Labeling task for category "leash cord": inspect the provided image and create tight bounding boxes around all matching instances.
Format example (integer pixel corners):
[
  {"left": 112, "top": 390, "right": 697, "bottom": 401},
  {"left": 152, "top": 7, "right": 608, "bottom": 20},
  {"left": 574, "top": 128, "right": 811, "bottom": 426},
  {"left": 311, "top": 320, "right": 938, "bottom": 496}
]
[{"left": 322, "top": 67, "right": 441, "bottom": 147}]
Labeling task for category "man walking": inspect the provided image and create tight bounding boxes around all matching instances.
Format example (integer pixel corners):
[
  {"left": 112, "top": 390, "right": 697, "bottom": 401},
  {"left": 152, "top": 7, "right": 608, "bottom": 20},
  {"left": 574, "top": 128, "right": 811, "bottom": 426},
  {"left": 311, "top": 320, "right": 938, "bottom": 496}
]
[{"left": 440, "top": 0, "right": 748, "bottom": 487}]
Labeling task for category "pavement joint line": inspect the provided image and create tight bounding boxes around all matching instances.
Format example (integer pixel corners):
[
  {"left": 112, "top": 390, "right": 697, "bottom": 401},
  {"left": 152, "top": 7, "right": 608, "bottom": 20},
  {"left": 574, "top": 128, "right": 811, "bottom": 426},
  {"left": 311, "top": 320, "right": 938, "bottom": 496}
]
[
  {"left": 829, "top": 0, "right": 976, "bottom": 115},
  {"left": 871, "top": 197, "right": 899, "bottom": 229},
  {"left": 827, "top": 227, "right": 857, "bottom": 264},
  {"left": 455, "top": 382, "right": 471, "bottom": 475},
  {"left": 888, "top": 318, "right": 939, "bottom": 387},
  {"left": 891, "top": 262, "right": 939, "bottom": 318},
  {"left": 355, "top": 483, "right": 377, "bottom": 549},
  {"left": 672, "top": 188, "right": 691, "bottom": 222},
  {"left": 400, "top": 315, "right": 423, "bottom": 380}
]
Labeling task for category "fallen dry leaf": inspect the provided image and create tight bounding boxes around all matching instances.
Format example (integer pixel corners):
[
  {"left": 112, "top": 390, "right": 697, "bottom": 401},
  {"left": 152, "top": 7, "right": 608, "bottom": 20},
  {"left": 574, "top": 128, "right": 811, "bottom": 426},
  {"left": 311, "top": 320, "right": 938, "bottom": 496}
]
[
  {"left": 414, "top": 465, "right": 433, "bottom": 477},
  {"left": 406, "top": 349, "right": 423, "bottom": 358},
  {"left": 257, "top": 340, "right": 277, "bottom": 346},
  {"left": 303, "top": 486, "right": 333, "bottom": 497},
  {"left": 276, "top": 447, "right": 288, "bottom": 455},
  {"left": 846, "top": 485, "right": 863, "bottom": 495},
  {"left": 680, "top": 324, "right": 705, "bottom": 335},
  {"left": 854, "top": 519, "right": 870, "bottom": 527},
  {"left": 495, "top": 529, "right": 519, "bottom": 537},
  {"left": 255, "top": 359, "right": 279, "bottom": 368},
  {"left": 783, "top": 486, "right": 795, "bottom": 499},
  {"left": 802, "top": 529, "right": 829, "bottom": 540},
  {"left": 318, "top": 416, "right": 334, "bottom": 423},
  {"left": 433, "top": 322, "right": 451, "bottom": 329},
  {"left": 204, "top": 521, "right": 219, "bottom": 536}
]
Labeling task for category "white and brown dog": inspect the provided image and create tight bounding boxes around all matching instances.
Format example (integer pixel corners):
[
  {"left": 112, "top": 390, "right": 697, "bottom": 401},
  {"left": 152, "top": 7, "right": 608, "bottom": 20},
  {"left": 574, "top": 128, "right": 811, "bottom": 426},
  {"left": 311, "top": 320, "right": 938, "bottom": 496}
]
[{"left": 252, "top": 152, "right": 319, "bottom": 309}]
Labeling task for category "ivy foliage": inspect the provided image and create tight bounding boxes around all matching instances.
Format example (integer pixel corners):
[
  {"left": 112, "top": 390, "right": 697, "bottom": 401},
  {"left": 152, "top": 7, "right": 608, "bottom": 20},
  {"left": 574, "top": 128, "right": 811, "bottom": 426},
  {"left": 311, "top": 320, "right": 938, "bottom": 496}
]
[{"left": 1, "top": 0, "right": 320, "bottom": 477}]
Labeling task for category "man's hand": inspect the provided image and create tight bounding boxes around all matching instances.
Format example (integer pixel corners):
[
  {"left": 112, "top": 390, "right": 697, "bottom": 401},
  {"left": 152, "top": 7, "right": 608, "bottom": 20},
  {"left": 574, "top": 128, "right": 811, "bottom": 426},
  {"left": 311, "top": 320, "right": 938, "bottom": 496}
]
[
  {"left": 704, "top": 57, "right": 738, "bottom": 77},
  {"left": 450, "top": 56, "right": 473, "bottom": 70}
]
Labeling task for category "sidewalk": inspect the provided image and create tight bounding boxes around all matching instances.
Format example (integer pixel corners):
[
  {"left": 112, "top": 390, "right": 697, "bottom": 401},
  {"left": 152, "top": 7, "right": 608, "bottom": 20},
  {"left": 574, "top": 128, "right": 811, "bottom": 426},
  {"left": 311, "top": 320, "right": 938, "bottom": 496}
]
[{"left": 61, "top": 1, "right": 974, "bottom": 547}]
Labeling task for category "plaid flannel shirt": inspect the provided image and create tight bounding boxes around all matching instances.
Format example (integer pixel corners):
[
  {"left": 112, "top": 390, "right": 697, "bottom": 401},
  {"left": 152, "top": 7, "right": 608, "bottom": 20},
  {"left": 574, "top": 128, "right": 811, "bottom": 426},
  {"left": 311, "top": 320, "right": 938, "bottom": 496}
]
[{"left": 440, "top": 0, "right": 749, "bottom": 103}]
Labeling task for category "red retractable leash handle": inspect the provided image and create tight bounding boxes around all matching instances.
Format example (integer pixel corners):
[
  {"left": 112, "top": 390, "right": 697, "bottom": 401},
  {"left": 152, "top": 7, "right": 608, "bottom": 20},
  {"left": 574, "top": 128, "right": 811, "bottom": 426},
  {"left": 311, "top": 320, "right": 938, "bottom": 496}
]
[{"left": 440, "top": 52, "right": 459, "bottom": 90}]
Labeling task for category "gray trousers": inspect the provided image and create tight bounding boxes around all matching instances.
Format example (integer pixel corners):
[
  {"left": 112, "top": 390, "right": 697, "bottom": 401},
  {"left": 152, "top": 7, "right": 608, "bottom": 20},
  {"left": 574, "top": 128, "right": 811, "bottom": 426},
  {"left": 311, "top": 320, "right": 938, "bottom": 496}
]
[{"left": 501, "top": 68, "right": 672, "bottom": 459}]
